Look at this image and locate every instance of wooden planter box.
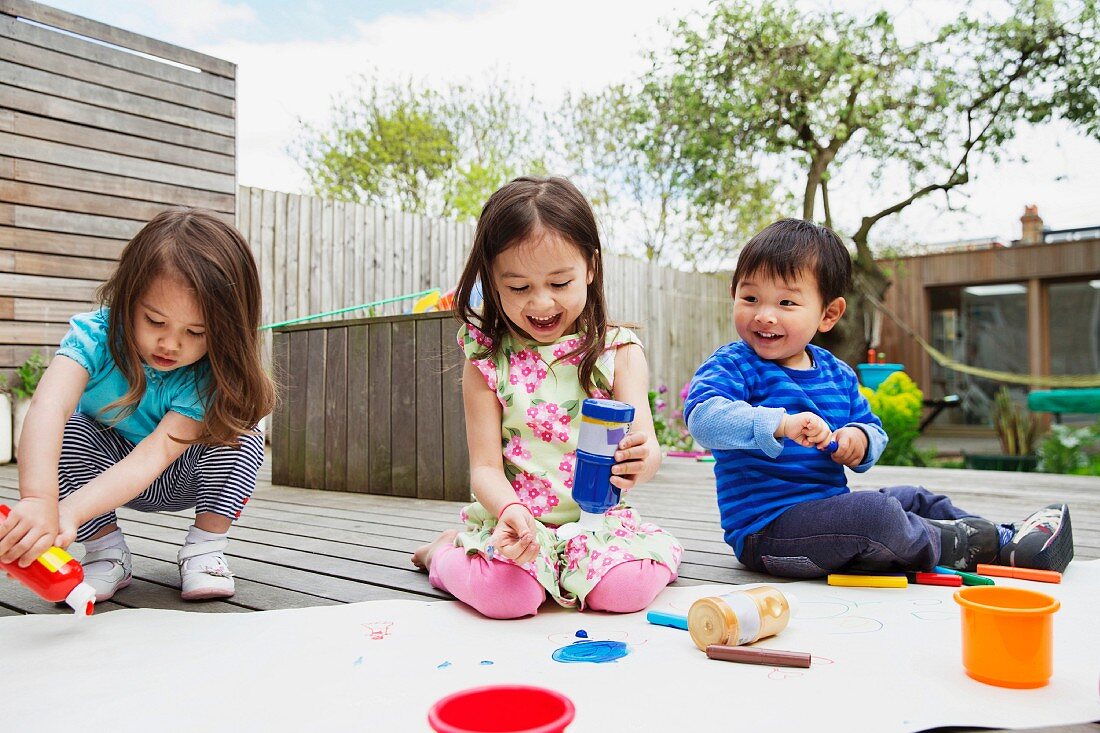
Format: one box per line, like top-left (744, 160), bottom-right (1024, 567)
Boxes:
top-left (271, 311), bottom-right (470, 500)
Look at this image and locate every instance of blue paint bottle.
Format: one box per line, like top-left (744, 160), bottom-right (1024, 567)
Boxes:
top-left (557, 398), bottom-right (635, 541)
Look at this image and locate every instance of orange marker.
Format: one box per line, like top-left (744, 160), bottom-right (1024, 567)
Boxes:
top-left (976, 564), bottom-right (1061, 584)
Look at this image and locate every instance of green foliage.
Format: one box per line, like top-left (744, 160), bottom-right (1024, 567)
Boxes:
top-left (859, 371), bottom-right (922, 466)
top-left (13, 351), bottom-right (46, 400)
top-left (1038, 422), bottom-right (1100, 474)
top-left (562, 82), bottom-right (785, 267)
top-left (293, 76), bottom-right (547, 220)
top-left (991, 387), bottom-right (1039, 456)
top-left (648, 386), bottom-right (694, 452)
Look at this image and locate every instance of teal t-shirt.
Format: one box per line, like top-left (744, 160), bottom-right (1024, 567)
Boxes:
top-left (56, 309), bottom-right (210, 444)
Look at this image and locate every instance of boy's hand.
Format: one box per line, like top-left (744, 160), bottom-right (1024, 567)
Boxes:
top-left (777, 412), bottom-right (832, 448)
top-left (490, 504), bottom-right (540, 565)
top-left (0, 497), bottom-right (60, 567)
top-left (611, 432), bottom-right (655, 490)
top-left (829, 427), bottom-right (869, 468)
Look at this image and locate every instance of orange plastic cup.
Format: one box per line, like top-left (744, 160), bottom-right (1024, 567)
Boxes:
top-left (953, 586), bottom-right (1060, 688)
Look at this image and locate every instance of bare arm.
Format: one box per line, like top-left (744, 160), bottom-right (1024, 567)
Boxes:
top-left (0, 357), bottom-right (87, 565)
top-left (462, 360), bottom-right (538, 563)
top-left (610, 343), bottom-right (662, 489)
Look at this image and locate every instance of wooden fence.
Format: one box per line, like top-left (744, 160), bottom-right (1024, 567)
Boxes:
top-left (0, 0), bottom-right (236, 381)
top-left (271, 311), bottom-right (469, 498)
top-left (239, 186), bottom-right (734, 404)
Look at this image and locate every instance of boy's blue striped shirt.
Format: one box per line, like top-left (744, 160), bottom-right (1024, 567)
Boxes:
top-left (684, 341), bottom-right (887, 557)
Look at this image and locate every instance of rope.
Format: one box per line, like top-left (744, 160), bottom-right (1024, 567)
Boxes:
top-left (860, 286), bottom-right (1100, 388)
top-left (259, 289), bottom-right (437, 330)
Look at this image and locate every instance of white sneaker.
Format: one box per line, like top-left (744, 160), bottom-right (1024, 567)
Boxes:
top-left (81, 546), bottom-right (133, 602)
top-left (178, 538), bottom-right (235, 601)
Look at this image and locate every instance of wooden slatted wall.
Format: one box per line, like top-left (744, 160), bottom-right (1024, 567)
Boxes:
top-left (0, 0), bottom-right (236, 381)
top-left (240, 186), bottom-right (734, 405)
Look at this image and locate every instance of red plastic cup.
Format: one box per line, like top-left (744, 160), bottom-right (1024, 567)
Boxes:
top-left (428, 685), bottom-right (575, 733)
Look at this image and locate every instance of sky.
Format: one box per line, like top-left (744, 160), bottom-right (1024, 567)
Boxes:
top-left (44, 0), bottom-right (1100, 250)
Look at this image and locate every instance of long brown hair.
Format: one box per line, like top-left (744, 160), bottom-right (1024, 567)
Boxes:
top-left (454, 176), bottom-right (609, 393)
top-left (99, 208), bottom-right (276, 446)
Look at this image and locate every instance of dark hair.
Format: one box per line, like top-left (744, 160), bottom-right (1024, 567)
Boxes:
top-left (454, 176), bottom-right (609, 394)
top-left (732, 218), bottom-right (852, 304)
top-left (98, 208), bottom-right (276, 446)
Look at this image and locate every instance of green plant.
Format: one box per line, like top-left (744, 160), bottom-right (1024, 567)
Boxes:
top-left (12, 351), bottom-right (46, 400)
top-left (649, 384), bottom-right (694, 452)
top-left (1038, 422), bottom-right (1099, 474)
top-left (991, 387), bottom-right (1039, 456)
top-left (859, 371), bottom-right (922, 466)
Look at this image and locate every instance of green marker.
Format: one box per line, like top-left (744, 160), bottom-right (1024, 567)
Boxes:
top-left (933, 566), bottom-right (995, 586)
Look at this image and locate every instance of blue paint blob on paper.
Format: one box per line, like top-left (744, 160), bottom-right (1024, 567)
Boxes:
top-left (575, 629), bottom-right (588, 638)
top-left (552, 640), bottom-right (629, 664)
top-left (479, 660), bottom-right (494, 666)
top-left (353, 656), bottom-right (363, 667)
top-left (437, 661), bottom-right (452, 669)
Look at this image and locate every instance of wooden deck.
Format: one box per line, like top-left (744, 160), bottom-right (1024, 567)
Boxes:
top-left (1, 456), bottom-right (1097, 616)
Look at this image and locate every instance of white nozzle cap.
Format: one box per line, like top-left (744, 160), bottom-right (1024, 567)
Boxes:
top-left (65, 582), bottom-right (97, 616)
top-left (782, 590), bottom-right (799, 619)
top-left (555, 511), bottom-right (606, 542)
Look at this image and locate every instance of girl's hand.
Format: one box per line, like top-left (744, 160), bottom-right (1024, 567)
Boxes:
top-left (490, 504), bottom-right (540, 565)
top-left (828, 427), bottom-right (868, 468)
top-left (0, 497), bottom-right (60, 568)
top-left (611, 431), bottom-right (656, 490)
top-left (777, 412), bottom-right (832, 448)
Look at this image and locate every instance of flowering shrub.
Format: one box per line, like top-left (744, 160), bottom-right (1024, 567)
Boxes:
top-left (648, 382), bottom-right (695, 451)
top-left (859, 371), bottom-right (922, 466)
top-left (1038, 422), bottom-right (1100, 475)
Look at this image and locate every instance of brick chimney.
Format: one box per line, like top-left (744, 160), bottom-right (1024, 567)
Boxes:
top-left (1020, 204), bottom-right (1044, 245)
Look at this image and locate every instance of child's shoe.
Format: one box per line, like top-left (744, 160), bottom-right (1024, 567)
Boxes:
top-left (178, 537), bottom-right (235, 601)
top-left (81, 545), bottom-right (133, 602)
top-left (928, 516), bottom-right (999, 571)
top-left (998, 503), bottom-right (1074, 573)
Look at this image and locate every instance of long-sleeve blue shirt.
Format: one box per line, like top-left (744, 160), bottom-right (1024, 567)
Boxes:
top-left (684, 340), bottom-right (887, 557)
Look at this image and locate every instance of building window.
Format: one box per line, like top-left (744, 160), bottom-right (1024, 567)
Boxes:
top-left (1048, 280), bottom-right (1100, 424)
top-left (929, 283), bottom-right (1028, 426)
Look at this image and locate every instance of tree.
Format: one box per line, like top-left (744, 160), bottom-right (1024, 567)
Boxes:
top-left (563, 80), bottom-right (786, 268)
top-left (655, 0), bottom-right (1099, 364)
top-left (294, 76), bottom-right (548, 220)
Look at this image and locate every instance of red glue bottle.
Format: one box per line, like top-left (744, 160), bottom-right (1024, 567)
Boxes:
top-left (0, 504), bottom-right (96, 615)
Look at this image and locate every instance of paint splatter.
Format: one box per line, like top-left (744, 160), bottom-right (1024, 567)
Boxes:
top-left (437, 661), bottom-right (452, 669)
top-left (479, 660), bottom-right (494, 666)
top-left (552, 640), bottom-right (629, 664)
top-left (353, 656), bottom-right (363, 667)
top-left (575, 629), bottom-right (588, 638)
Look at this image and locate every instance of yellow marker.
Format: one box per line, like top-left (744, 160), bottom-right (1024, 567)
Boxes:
top-left (827, 573), bottom-right (908, 588)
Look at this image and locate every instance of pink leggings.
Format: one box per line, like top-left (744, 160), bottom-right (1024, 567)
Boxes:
top-left (428, 544), bottom-right (674, 619)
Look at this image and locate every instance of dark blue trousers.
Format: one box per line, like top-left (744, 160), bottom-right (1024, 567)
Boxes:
top-left (738, 486), bottom-right (976, 577)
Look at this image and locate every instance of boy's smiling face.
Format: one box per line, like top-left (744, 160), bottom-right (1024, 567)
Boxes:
top-left (733, 268), bottom-right (844, 369)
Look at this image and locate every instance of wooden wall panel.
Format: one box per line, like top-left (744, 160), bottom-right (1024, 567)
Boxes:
top-left (0, 0), bottom-right (235, 379)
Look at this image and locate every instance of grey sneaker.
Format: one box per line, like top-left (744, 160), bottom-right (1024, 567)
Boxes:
top-left (81, 546), bottom-right (133, 602)
top-left (928, 517), bottom-right (999, 571)
top-left (998, 503), bottom-right (1074, 573)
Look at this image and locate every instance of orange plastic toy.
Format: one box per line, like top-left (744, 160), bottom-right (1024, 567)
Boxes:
top-left (953, 586), bottom-right (1059, 688)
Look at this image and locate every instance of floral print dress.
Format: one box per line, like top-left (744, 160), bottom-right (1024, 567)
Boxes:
top-left (455, 323), bottom-right (684, 608)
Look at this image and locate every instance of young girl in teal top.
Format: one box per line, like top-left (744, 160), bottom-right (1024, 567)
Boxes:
top-left (412, 176), bottom-right (683, 618)
top-left (0, 209), bottom-right (275, 602)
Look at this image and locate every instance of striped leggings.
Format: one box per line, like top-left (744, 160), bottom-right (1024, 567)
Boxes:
top-left (58, 412), bottom-right (266, 541)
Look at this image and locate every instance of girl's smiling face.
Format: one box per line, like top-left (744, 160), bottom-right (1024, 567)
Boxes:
top-left (132, 274), bottom-right (208, 371)
top-left (491, 230), bottom-right (593, 344)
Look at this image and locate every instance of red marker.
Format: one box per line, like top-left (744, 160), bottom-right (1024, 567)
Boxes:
top-left (0, 504), bottom-right (96, 615)
top-left (909, 572), bottom-right (962, 587)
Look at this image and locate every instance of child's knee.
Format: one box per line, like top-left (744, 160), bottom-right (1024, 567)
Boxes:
top-left (585, 560), bottom-right (673, 613)
top-left (472, 568), bottom-right (546, 619)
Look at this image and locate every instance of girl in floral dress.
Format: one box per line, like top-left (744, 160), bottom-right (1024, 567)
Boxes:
top-left (411, 177), bottom-right (683, 618)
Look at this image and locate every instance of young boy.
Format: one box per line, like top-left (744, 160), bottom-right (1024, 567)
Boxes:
top-left (684, 218), bottom-right (1073, 577)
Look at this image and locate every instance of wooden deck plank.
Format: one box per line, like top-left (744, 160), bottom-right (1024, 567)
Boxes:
top-left (1, 458), bottom-right (1097, 617)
